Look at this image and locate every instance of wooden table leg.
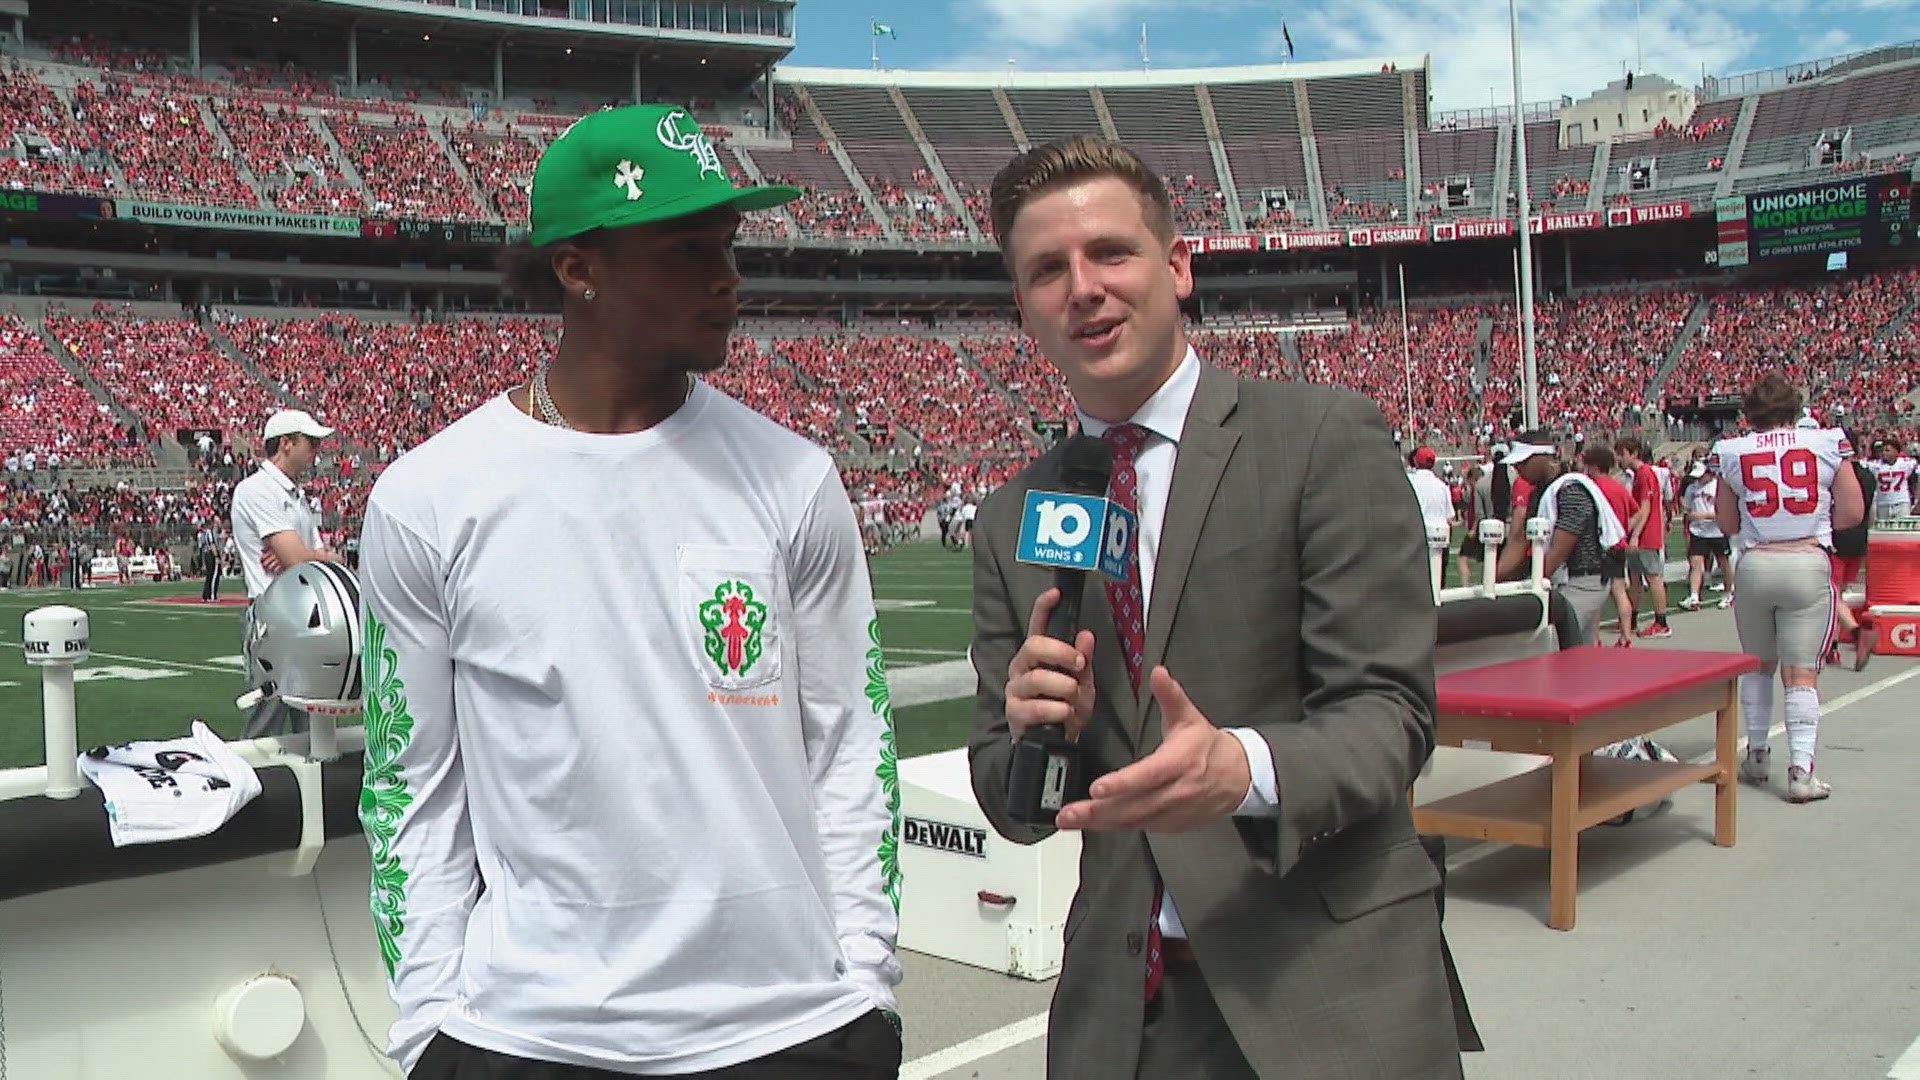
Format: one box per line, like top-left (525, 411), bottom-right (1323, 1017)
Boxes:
top-left (1714, 680), bottom-right (1738, 848)
top-left (1548, 750), bottom-right (1579, 931)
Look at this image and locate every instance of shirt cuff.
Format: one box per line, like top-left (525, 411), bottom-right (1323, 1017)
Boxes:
top-left (1226, 728), bottom-right (1280, 818)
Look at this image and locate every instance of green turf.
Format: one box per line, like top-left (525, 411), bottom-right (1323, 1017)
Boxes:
top-left (0, 527), bottom-right (1702, 771)
top-left (0, 541), bottom-right (980, 770)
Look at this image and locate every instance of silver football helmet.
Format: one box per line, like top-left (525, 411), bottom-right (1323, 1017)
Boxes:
top-left (241, 561), bottom-right (364, 716)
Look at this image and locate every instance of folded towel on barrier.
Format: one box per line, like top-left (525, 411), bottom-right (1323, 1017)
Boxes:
top-left (78, 720), bottom-right (263, 846)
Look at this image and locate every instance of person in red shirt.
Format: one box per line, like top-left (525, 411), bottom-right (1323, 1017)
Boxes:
top-left (1583, 445), bottom-right (1640, 647)
top-left (1615, 436), bottom-right (1672, 637)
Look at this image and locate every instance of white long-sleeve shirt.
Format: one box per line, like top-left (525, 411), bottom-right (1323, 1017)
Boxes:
top-left (358, 383), bottom-right (900, 1075)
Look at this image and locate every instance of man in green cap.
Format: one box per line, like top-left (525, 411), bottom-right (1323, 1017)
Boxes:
top-left (357, 104), bottom-right (904, 1079)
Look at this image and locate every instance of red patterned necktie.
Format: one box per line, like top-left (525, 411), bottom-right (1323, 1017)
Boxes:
top-left (1098, 423), bottom-right (1163, 1003)
top-left (1101, 423), bottom-right (1149, 691)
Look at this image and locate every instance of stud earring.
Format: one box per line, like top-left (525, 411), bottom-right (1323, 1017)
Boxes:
top-left (583, 288), bottom-right (597, 301)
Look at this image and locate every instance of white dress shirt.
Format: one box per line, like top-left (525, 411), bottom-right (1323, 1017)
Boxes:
top-left (1074, 347), bottom-right (1280, 940)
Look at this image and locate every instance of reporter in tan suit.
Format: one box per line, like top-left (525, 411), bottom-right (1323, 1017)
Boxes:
top-left (968, 136), bottom-right (1462, 1080)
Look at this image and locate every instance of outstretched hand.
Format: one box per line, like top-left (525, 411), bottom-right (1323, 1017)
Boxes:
top-left (1053, 666), bottom-right (1251, 833)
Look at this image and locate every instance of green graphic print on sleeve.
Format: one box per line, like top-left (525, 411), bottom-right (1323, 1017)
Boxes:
top-left (864, 617), bottom-right (902, 914)
top-left (360, 610), bottom-right (416, 980)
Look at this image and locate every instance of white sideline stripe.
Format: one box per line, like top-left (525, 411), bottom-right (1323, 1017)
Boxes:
top-left (0, 639), bottom-right (239, 676)
top-left (1443, 663), bottom-right (1920, 874)
top-left (901, 1012), bottom-right (1048, 1080)
top-left (1888, 1031), bottom-right (1920, 1079)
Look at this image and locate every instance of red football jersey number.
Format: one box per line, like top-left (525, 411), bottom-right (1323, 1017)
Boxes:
top-left (1739, 448), bottom-right (1819, 517)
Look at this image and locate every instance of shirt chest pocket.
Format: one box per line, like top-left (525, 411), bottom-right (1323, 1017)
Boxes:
top-left (676, 544), bottom-right (786, 691)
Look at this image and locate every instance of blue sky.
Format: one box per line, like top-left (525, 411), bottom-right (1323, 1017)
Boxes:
top-left (784, 0), bottom-right (1919, 112)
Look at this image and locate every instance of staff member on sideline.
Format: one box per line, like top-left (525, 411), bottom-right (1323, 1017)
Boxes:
top-left (1713, 374), bottom-right (1865, 803)
top-left (231, 407), bottom-right (342, 737)
top-left (357, 104), bottom-right (902, 1080)
top-left (968, 134), bottom-right (1462, 1080)
top-left (1495, 434), bottom-right (1625, 645)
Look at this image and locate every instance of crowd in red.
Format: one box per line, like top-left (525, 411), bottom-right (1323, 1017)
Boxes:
top-left (1481, 290), bottom-right (1695, 434)
top-left (328, 115), bottom-right (483, 221)
top-left (702, 337), bottom-right (852, 450)
top-left (773, 334), bottom-right (1037, 459)
top-left (67, 81), bottom-right (255, 207)
top-left (450, 124), bottom-right (540, 225)
top-left (1326, 183), bottom-right (1402, 223)
top-left (218, 313), bottom-right (553, 460)
top-left (6, 270), bottom-right (1918, 545)
top-left (48, 309), bottom-right (283, 445)
top-left (0, 314), bottom-right (144, 466)
top-left (764, 172), bottom-right (884, 239)
top-left (213, 97), bottom-right (367, 215)
top-left (1670, 269), bottom-right (1920, 424)
top-left (1297, 307), bottom-right (1485, 441)
top-left (0, 62), bottom-right (116, 195)
top-left (867, 169), bottom-right (968, 242)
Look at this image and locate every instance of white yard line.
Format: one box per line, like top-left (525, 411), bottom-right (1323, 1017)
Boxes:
top-left (0, 639), bottom-right (240, 676)
top-left (901, 1012), bottom-right (1048, 1080)
top-left (1888, 1031), bottom-right (1920, 1079)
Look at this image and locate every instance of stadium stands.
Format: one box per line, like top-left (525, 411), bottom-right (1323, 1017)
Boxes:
top-left (3, 31), bottom-right (1919, 551)
top-left (47, 311), bottom-right (283, 446)
top-left (0, 313), bottom-right (144, 466)
top-left (2, 37), bottom-right (1914, 239)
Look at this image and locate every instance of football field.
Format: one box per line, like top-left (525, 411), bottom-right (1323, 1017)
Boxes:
top-left (0, 528), bottom-right (1698, 771)
top-left (0, 541), bottom-right (982, 770)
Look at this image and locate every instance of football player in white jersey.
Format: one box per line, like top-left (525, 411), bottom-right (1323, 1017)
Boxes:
top-left (1865, 439), bottom-right (1917, 519)
top-left (1712, 375), bottom-right (1867, 803)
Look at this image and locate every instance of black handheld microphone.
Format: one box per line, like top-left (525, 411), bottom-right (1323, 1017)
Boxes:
top-left (1006, 435), bottom-right (1114, 826)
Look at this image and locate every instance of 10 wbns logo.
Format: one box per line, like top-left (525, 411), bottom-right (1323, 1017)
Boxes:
top-left (1015, 490), bottom-right (1136, 581)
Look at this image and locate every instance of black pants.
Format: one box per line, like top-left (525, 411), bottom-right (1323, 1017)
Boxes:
top-left (202, 551), bottom-right (221, 601)
top-left (410, 1010), bottom-right (901, 1080)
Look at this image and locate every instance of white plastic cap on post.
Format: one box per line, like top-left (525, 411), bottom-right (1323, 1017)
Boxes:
top-left (1478, 518), bottom-right (1507, 545)
top-left (1524, 518), bottom-right (1554, 543)
top-left (23, 606), bottom-right (90, 667)
top-left (1426, 522), bottom-right (1451, 549)
top-left (213, 974), bottom-right (307, 1060)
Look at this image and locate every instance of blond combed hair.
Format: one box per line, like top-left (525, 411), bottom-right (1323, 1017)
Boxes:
top-left (988, 135), bottom-right (1176, 264)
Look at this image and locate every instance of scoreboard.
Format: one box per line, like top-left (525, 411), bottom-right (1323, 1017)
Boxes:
top-left (1716, 172), bottom-right (1914, 267)
top-left (360, 219), bottom-right (511, 245)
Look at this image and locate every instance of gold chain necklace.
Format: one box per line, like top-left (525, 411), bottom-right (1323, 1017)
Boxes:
top-left (525, 367), bottom-right (695, 431)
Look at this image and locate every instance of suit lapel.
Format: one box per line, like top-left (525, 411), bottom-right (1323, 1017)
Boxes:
top-left (1132, 366), bottom-right (1241, 749)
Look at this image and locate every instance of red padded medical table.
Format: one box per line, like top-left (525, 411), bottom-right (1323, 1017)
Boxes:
top-left (1414, 647), bottom-right (1761, 930)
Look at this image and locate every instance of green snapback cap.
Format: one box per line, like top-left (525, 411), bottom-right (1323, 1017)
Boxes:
top-left (529, 104), bottom-right (801, 247)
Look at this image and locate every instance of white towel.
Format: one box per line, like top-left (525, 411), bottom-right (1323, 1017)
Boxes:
top-left (1540, 472), bottom-right (1627, 552)
top-left (78, 721), bottom-right (263, 847)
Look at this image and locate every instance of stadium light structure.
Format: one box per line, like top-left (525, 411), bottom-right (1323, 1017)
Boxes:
top-left (1509, 0), bottom-right (1541, 430)
top-left (1399, 262), bottom-right (1415, 444)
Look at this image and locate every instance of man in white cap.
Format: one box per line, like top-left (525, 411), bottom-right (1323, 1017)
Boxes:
top-left (230, 408), bottom-right (343, 737)
top-left (1494, 432), bottom-right (1625, 645)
